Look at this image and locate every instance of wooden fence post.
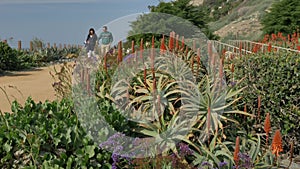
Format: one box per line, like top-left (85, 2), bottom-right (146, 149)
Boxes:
top-left (18, 40), bottom-right (22, 50)
top-left (30, 41), bottom-right (33, 51)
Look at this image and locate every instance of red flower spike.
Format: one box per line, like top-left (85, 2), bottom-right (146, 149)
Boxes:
top-left (268, 43), bottom-right (272, 52)
top-left (140, 38), bottom-right (143, 60)
top-left (181, 36), bottom-right (185, 50)
top-left (160, 35), bottom-right (166, 54)
top-left (131, 40), bottom-right (135, 54)
top-left (264, 112), bottom-right (271, 146)
top-left (231, 63), bottom-right (235, 73)
top-left (175, 34), bottom-right (179, 50)
top-left (234, 136), bottom-right (240, 166)
top-left (118, 41), bottom-right (122, 63)
top-left (168, 31), bottom-right (174, 51)
top-left (152, 35), bottom-right (155, 48)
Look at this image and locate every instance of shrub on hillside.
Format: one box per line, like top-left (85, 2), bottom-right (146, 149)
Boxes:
top-left (261, 0), bottom-right (300, 35)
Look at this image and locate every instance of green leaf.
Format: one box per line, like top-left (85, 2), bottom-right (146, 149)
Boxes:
top-left (138, 129), bottom-right (158, 137)
top-left (4, 141), bottom-right (12, 152)
top-left (85, 145), bottom-right (95, 158)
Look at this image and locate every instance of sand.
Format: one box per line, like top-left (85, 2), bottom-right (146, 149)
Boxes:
top-left (0, 64), bottom-right (61, 113)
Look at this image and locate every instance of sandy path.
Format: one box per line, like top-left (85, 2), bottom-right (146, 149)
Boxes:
top-left (0, 64), bottom-right (62, 113)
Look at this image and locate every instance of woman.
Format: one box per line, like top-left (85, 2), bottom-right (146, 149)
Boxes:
top-left (85, 28), bottom-right (97, 58)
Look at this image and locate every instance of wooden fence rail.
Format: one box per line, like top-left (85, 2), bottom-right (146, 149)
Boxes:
top-left (210, 40), bottom-right (300, 59)
top-left (210, 40), bottom-right (252, 58)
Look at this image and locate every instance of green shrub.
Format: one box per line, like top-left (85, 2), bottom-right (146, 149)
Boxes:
top-left (0, 42), bottom-right (19, 71)
top-left (228, 52), bottom-right (300, 154)
top-left (0, 40), bottom-right (80, 72)
top-left (0, 97), bottom-right (112, 168)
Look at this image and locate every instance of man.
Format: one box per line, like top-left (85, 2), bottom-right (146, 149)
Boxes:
top-left (98, 26), bottom-right (113, 56)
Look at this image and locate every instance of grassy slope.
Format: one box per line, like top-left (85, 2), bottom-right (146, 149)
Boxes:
top-left (208, 0), bottom-right (279, 41)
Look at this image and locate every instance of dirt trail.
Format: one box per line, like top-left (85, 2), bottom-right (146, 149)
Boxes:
top-left (0, 64), bottom-right (62, 113)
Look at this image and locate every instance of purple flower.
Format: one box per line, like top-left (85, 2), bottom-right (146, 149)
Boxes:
top-left (169, 153), bottom-right (178, 167)
top-left (230, 81), bottom-right (237, 87)
top-left (111, 153), bottom-right (119, 169)
top-left (201, 161), bottom-right (212, 167)
top-left (114, 145), bottom-right (123, 153)
top-left (178, 142), bottom-right (193, 157)
top-left (112, 164), bottom-right (117, 169)
top-left (99, 132), bottom-right (125, 150)
top-left (238, 152), bottom-right (253, 168)
top-left (112, 153), bottom-right (119, 162)
top-left (218, 161), bottom-right (228, 168)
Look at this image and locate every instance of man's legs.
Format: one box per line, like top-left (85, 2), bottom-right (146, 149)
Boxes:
top-left (101, 44), bottom-right (110, 57)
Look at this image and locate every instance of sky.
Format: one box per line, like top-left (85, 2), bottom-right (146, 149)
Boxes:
top-left (0, 0), bottom-right (171, 48)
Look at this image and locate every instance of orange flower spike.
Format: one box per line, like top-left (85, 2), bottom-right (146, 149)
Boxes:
top-left (175, 34), bottom-right (179, 50)
top-left (140, 38), bottom-right (143, 59)
top-left (118, 41), bottom-right (122, 63)
top-left (152, 35), bottom-right (155, 48)
top-left (264, 112), bottom-right (271, 146)
top-left (181, 36), bottom-right (185, 50)
top-left (197, 48), bottom-right (200, 60)
top-left (272, 130), bottom-right (283, 157)
top-left (271, 33), bottom-right (277, 41)
top-left (160, 35), bottom-right (166, 54)
top-left (151, 36), bottom-right (155, 70)
top-left (268, 43), bottom-right (272, 52)
top-left (231, 63), bottom-right (235, 73)
top-left (233, 136), bottom-right (240, 166)
top-left (264, 113), bottom-right (271, 134)
top-left (168, 31), bottom-right (174, 51)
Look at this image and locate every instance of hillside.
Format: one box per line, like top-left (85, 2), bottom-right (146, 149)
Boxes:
top-left (192, 0), bottom-right (280, 41)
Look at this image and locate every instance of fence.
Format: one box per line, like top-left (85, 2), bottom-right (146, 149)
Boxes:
top-left (211, 40), bottom-right (252, 57)
top-left (228, 40), bottom-right (300, 54)
top-left (210, 40), bottom-right (300, 59)
top-left (1, 39), bottom-right (82, 51)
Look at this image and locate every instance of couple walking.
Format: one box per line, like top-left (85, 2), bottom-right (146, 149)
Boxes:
top-left (85, 26), bottom-right (113, 58)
